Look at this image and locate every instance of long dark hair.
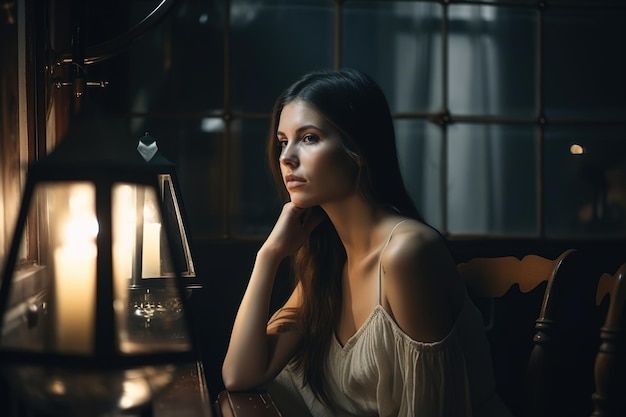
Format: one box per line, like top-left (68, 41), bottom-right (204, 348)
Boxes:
top-left (266, 68), bottom-right (424, 406)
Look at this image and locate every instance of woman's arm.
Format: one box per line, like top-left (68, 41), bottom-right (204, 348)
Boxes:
top-left (221, 250), bottom-right (303, 391)
top-left (221, 203), bottom-right (323, 390)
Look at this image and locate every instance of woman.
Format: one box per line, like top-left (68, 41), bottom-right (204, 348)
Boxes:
top-left (222, 68), bottom-right (511, 417)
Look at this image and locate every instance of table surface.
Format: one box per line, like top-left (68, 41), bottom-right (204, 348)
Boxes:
top-left (151, 360), bottom-right (214, 417)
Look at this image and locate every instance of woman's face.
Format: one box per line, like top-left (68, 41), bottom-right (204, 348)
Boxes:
top-left (277, 99), bottom-right (358, 208)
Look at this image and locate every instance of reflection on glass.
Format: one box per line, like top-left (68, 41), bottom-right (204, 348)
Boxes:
top-left (5, 365), bottom-right (176, 416)
top-left (545, 126), bottom-right (626, 238)
top-left (570, 144), bottom-right (584, 155)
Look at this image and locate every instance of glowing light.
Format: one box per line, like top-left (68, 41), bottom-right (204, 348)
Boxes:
top-left (48, 379), bottom-right (66, 395)
top-left (570, 144), bottom-right (584, 155)
top-left (54, 184), bottom-right (97, 354)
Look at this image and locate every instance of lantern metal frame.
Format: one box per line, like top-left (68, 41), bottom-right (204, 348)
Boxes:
top-left (0, 149), bottom-right (199, 371)
top-left (130, 132), bottom-right (198, 290)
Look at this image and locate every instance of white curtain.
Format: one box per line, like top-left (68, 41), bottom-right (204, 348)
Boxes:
top-left (392, 4), bottom-right (507, 234)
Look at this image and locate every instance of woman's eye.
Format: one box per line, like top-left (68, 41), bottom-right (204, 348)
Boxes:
top-left (302, 134), bottom-right (319, 143)
top-left (277, 139), bottom-right (288, 148)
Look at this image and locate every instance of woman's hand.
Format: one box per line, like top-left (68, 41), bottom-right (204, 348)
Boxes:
top-left (261, 202), bottom-right (325, 259)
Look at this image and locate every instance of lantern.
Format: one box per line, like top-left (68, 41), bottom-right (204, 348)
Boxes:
top-left (0, 111), bottom-right (198, 417)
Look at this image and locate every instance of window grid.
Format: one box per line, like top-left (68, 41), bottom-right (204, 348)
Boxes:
top-left (216, 0), bottom-right (626, 240)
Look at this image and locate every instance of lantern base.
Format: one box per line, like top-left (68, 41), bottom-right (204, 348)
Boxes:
top-left (3, 364), bottom-right (177, 417)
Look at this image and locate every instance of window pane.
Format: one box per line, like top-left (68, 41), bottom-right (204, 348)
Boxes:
top-left (454, 0), bottom-right (536, 3)
top-left (229, 118), bottom-right (280, 236)
top-left (447, 124), bottom-right (538, 235)
top-left (394, 119), bottom-right (443, 229)
top-left (549, 0), bottom-right (623, 3)
top-left (130, 117), bottom-right (224, 238)
top-left (448, 5), bottom-right (537, 118)
top-left (544, 126), bottom-right (626, 238)
top-left (230, 0), bottom-right (334, 113)
top-left (343, 1), bottom-right (443, 113)
top-left (0, 9), bottom-right (19, 261)
top-left (544, 9), bottom-right (626, 120)
top-left (124, 2), bottom-right (225, 113)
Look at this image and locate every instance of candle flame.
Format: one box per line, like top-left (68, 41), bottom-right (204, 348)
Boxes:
top-left (62, 184), bottom-right (99, 245)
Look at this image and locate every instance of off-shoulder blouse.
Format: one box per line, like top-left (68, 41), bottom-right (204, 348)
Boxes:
top-left (265, 222), bottom-right (512, 417)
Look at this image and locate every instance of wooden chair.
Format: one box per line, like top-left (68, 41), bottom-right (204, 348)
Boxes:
top-left (458, 248), bottom-right (597, 417)
top-left (591, 262), bottom-right (626, 417)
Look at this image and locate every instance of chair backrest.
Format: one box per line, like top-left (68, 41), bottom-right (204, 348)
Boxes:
top-left (591, 262), bottom-right (626, 417)
top-left (459, 251), bottom-right (567, 298)
top-left (458, 249), bottom-right (595, 417)
top-left (527, 249), bottom-right (600, 417)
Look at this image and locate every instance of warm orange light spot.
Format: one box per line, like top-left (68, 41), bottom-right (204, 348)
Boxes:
top-left (570, 144), bottom-right (584, 155)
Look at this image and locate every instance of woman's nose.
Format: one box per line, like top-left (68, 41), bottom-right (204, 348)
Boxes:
top-left (279, 143), bottom-right (298, 167)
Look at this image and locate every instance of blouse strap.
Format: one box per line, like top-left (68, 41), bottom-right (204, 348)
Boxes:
top-left (378, 220), bottom-right (412, 305)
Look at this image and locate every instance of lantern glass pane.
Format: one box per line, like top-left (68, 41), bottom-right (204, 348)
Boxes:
top-left (112, 183), bottom-right (191, 354)
top-left (0, 182), bottom-right (97, 355)
top-left (159, 174), bottom-right (195, 278)
top-left (111, 183), bottom-right (165, 281)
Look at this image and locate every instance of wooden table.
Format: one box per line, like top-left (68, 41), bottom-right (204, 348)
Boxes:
top-left (151, 360), bottom-right (214, 417)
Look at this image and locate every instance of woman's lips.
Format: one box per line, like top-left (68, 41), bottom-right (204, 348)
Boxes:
top-left (285, 174), bottom-right (306, 189)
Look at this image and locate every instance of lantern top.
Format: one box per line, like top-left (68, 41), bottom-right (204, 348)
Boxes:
top-left (32, 106), bottom-right (175, 183)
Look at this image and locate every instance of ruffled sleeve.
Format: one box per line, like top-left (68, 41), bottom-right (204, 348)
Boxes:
top-left (371, 308), bottom-right (473, 417)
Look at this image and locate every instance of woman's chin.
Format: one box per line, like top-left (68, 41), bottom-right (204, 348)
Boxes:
top-left (289, 197), bottom-right (315, 209)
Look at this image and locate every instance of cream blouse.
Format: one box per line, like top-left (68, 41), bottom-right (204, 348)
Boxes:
top-left (265, 222), bottom-right (512, 417)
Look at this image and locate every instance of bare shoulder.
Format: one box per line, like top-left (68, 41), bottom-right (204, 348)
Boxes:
top-left (380, 220), bottom-right (463, 342)
top-left (381, 221), bottom-right (454, 273)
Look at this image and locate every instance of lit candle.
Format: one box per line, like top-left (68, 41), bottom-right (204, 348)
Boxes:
top-left (112, 184), bottom-right (135, 285)
top-left (53, 184), bottom-right (97, 354)
top-left (141, 188), bottom-right (162, 278)
top-left (142, 222), bottom-right (161, 277)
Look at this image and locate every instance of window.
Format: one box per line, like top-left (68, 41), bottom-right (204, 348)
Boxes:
top-left (76, 0), bottom-right (626, 239)
top-left (0, 0), bottom-right (37, 264)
